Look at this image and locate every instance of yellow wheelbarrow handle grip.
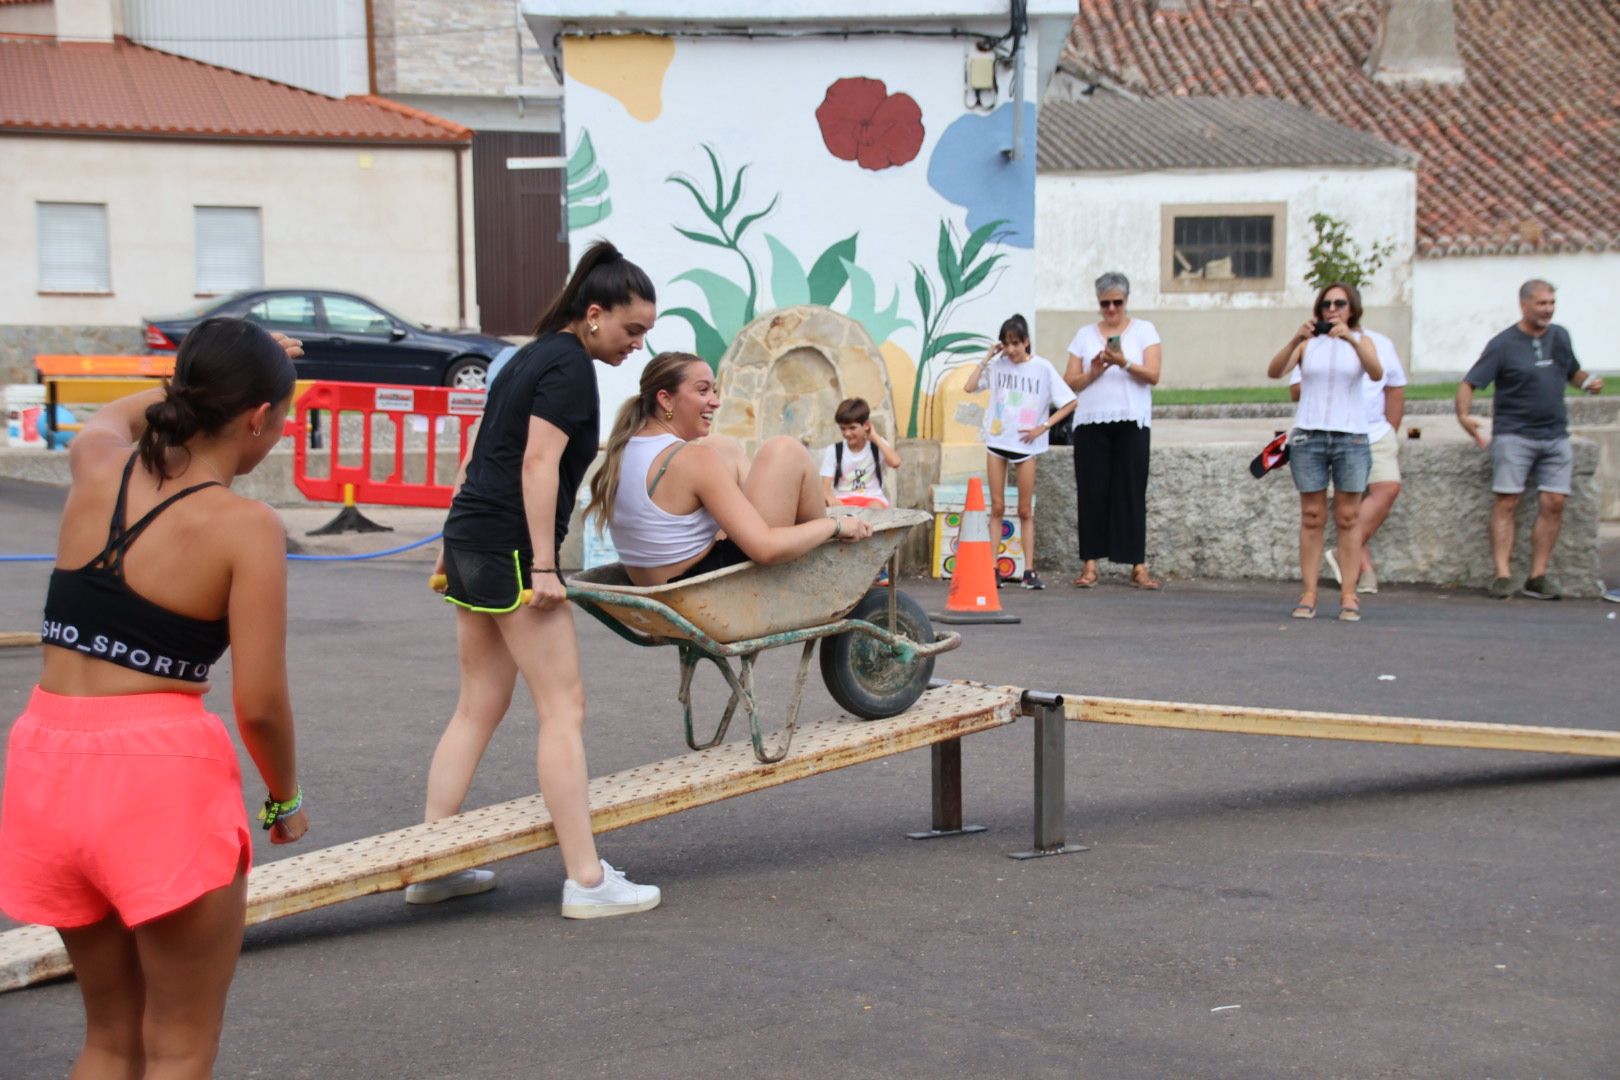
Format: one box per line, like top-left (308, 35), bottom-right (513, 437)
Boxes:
top-left (429, 572), bottom-right (534, 607)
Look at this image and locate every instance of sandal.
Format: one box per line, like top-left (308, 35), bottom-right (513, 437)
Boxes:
top-left (1338, 599), bottom-right (1362, 623)
top-left (1291, 595), bottom-right (1317, 619)
top-left (1129, 566), bottom-right (1161, 590)
top-left (1072, 568), bottom-right (1099, 589)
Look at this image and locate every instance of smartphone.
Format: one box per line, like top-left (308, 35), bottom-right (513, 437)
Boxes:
top-left (1313, 320), bottom-right (1333, 336)
top-left (1106, 334), bottom-right (1121, 350)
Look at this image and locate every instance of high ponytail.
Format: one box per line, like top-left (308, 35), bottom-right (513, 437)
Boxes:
top-left (137, 317), bottom-right (295, 483)
top-left (585, 352), bottom-right (706, 527)
top-left (534, 239), bottom-right (656, 337)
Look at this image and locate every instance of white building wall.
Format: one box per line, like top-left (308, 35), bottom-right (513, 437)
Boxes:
top-left (1, 136), bottom-right (465, 330)
top-left (1412, 252), bottom-right (1619, 374)
top-left (123, 0), bottom-right (369, 98)
top-left (1035, 166), bottom-right (1416, 386)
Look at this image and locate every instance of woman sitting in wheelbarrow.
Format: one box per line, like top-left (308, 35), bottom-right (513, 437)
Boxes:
top-left (587, 352), bottom-right (874, 585)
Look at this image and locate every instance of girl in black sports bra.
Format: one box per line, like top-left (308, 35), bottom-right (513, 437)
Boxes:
top-left (0, 318), bottom-right (308, 1077)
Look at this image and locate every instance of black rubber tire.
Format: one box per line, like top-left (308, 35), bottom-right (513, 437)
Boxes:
top-left (444, 356), bottom-right (489, 390)
top-left (819, 588), bottom-right (937, 720)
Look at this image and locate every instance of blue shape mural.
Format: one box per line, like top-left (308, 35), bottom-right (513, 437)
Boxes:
top-left (925, 102), bottom-right (1037, 249)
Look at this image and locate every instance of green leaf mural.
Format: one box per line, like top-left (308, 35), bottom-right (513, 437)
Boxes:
top-left (671, 269), bottom-right (749, 345)
top-left (906, 218), bottom-right (1009, 437)
top-left (840, 258), bottom-right (913, 345)
top-left (806, 234), bottom-right (857, 305)
top-left (766, 235), bottom-right (811, 309)
top-left (566, 130), bottom-right (612, 231)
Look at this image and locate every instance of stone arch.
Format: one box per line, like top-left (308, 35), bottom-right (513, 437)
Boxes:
top-left (711, 305), bottom-right (897, 454)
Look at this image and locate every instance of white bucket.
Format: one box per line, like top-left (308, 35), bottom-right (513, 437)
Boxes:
top-left (4, 385), bottom-right (47, 449)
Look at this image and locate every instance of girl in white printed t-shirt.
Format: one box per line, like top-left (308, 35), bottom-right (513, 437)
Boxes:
top-left (963, 314), bottom-right (1078, 590)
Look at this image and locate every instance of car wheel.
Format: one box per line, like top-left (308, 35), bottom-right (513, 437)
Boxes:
top-left (444, 356), bottom-right (489, 390)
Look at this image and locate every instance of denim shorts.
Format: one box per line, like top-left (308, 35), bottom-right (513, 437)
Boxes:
top-left (1288, 429), bottom-right (1371, 494)
top-left (1490, 434), bottom-right (1573, 495)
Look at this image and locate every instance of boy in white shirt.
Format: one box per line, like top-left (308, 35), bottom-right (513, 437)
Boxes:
top-left (821, 397), bottom-right (902, 509)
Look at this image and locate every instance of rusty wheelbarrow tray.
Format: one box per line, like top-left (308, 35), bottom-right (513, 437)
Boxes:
top-left (568, 508), bottom-right (960, 763)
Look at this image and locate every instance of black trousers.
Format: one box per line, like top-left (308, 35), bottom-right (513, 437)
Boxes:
top-left (1072, 421), bottom-right (1151, 565)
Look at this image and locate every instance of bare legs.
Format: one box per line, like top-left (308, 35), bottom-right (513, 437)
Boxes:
top-left (1357, 480), bottom-right (1401, 582)
top-left (1297, 489), bottom-right (1363, 609)
top-left (1527, 491), bottom-right (1565, 578)
top-left (741, 435), bottom-right (826, 526)
top-left (59, 870), bottom-right (248, 1080)
top-left (423, 603), bottom-right (601, 887)
top-left (986, 453), bottom-right (1009, 578)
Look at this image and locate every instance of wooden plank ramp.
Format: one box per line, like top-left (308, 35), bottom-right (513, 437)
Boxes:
top-left (1069, 697), bottom-right (1620, 758)
top-left (0, 633), bottom-right (41, 649)
top-left (0, 683), bottom-right (1018, 992)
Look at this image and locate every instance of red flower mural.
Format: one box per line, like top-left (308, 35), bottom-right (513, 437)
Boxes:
top-left (815, 77), bottom-right (924, 171)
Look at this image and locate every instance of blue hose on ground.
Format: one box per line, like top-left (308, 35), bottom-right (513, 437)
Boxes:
top-left (1, 533), bottom-right (444, 564)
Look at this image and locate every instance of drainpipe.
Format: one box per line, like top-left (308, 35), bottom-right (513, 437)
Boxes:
top-left (454, 146), bottom-right (468, 328)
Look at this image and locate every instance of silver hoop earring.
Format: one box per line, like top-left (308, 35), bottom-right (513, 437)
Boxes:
top-left (251, 427), bottom-right (262, 438)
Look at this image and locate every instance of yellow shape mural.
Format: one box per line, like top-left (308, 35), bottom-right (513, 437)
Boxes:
top-left (563, 35), bottom-right (676, 123)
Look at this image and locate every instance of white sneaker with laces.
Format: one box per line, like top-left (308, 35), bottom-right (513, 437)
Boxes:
top-left (561, 859), bottom-right (661, 919)
top-left (404, 868), bottom-right (496, 905)
top-left (1323, 550), bottom-right (1341, 586)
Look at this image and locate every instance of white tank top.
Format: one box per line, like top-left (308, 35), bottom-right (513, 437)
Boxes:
top-left (608, 434), bottom-right (721, 568)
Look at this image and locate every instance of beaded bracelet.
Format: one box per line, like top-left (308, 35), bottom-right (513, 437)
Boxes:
top-left (258, 786), bottom-right (304, 830)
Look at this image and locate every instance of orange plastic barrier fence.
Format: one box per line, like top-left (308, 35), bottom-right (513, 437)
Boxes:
top-left (293, 382), bottom-right (484, 509)
top-left (34, 355), bottom-right (177, 378)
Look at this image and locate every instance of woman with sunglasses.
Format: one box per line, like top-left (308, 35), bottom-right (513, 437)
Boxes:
top-left (1267, 282), bottom-right (1384, 621)
top-left (1063, 272), bottom-right (1163, 590)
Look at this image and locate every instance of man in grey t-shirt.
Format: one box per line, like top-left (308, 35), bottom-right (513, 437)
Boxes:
top-left (1456, 279), bottom-right (1604, 600)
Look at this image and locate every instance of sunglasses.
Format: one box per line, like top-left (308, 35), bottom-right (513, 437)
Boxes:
top-left (1099, 299), bottom-right (1125, 309)
top-left (1323, 298), bottom-right (1350, 310)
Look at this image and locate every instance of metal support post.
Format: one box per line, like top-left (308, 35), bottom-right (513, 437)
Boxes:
top-left (909, 679), bottom-right (987, 840)
top-left (1009, 690), bottom-right (1087, 859)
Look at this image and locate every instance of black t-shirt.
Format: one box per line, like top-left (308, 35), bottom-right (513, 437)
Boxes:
top-left (443, 332), bottom-right (598, 554)
top-left (1464, 324), bottom-right (1578, 440)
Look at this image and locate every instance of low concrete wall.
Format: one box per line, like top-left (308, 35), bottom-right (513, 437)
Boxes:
top-left (1033, 438), bottom-right (1603, 596)
top-left (2, 435), bottom-right (1601, 592)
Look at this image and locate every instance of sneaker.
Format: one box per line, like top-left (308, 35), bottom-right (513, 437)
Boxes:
top-left (560, 859), bottom-right (661, 920)
top-left (1323, 549), bottom-right (1342, 586)
top-left (1603, 587), bottom-right (1620, 603)
top-left (1520, 575), bottom-right (1562, 600)
top-left (1357, 566), bottom-right (1378, 595)
top-left (1488, 576), bottom-right (1514, 600)
top-left (1020, 570), bottom-right (1045, 590)
top-left (404, 868), bottom-right (496, 905)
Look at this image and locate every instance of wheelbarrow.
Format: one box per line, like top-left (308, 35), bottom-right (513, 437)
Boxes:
top-left (566, 508), bottom-right (960, 763)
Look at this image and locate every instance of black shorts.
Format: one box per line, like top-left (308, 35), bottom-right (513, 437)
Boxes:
top-left (441, 542), bottom-right (561, 612)
top-left (670, 538), bottom-right (750, 583)
top-left (988, 446), bottom-right (1031, 464)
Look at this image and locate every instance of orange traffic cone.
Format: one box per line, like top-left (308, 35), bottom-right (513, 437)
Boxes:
top-left (931, 476), bottom-right (1020, 625)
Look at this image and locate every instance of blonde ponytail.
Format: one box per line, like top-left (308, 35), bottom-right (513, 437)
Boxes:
top-left (586, 351), bottom-right (707, 527)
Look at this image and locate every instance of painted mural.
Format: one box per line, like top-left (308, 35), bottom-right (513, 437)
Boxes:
top-left (560, 34), bottom-right (1039, 439)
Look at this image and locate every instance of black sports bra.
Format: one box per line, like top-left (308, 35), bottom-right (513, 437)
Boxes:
top-left (40, 454), bottom-right (231, 683)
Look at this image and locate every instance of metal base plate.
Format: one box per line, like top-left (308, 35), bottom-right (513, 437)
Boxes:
top-left (1007, 843), bottom-right (1089, 860)
top-left (929, 611), bottom-right (1022, 625)
top-left (906, 824), bottom-right (989, 840)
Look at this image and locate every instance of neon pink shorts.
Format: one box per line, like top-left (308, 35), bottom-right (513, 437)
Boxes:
top-left (0, 687), bottom-right (251, 929)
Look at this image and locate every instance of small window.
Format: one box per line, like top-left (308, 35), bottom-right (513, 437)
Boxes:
top-left (322, 295), bottom-right (394, 335)
top-left (246, 294), bottom-right (318, 329)
top-left (195, 207), bottom-right (262, 295)
top-left (1161, 203), bottom-right (1286, 292)
top-left (37, 202), bottom-right (110, 293)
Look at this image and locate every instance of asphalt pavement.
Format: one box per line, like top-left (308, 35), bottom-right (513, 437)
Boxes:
top-left (0, 481), bottom-right (1616, 1079)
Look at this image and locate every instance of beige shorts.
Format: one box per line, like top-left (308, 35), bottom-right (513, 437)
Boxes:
top-left (1367, 429), bottom-right (1401, 486)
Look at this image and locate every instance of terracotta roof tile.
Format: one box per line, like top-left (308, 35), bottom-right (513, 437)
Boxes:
top-left (1061, 1), bottom-right (1620, 257)
top-left (0, 36), bottom-right (470, 144)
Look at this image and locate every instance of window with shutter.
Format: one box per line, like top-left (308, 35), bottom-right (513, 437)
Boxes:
top-left (37, 203), bottom-right (111, 293)
top-left (195, 207), bottom-right (263, 295)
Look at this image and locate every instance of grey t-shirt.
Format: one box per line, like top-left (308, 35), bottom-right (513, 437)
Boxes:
top-left (1464, 324), bottom-right (1578, 439)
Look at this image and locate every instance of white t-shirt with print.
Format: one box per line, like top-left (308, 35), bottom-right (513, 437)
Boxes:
top-left (1066, 319), bottom-right (1160, 429)
top-left (1290, 329), bottom-right (1407, 440)
top-left (977, 354), bottom-right (1077, 455)
top-left (819, 440), bottom-right (888, 504)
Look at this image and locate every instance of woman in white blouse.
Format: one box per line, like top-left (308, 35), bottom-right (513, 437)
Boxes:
top-left (1063, 272), bottom-right (1163, 589)
top-left (1266, 281), bottom-right (1383, 622)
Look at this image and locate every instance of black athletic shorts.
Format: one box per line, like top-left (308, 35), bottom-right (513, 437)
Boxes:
top-left (442, 541), bottom-right (562, 612)
top-left (988, 446), bottom-right (1031, 464)
top-left (670, 538), bottom-right (750, 583)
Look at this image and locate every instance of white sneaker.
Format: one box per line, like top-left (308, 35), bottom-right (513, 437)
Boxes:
top-left (1323, 550), bottom-right (1342, 586)
top-left (560, 859), bottom-right (661, 920)
top-left (1357, 566), bottom-right (1378, 594)
top-left (404, 868), bottom-right (496, 905)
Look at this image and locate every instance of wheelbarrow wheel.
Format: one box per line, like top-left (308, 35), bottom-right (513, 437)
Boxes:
top-left (819, 588), bottom-right (937, 720)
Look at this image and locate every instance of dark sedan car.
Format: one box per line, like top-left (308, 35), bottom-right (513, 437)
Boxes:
top-left (143, 289), bottom-right (515, 389)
